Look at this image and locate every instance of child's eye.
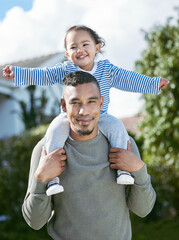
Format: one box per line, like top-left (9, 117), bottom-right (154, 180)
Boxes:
top-left (70, 46), bottom-right (76, 49)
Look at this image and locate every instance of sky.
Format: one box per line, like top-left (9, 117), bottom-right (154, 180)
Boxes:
top-left (0, 0), bottom-right (178, 118)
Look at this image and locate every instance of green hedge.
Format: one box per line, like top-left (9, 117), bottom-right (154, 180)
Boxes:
top-left (131, 215), bottom-right (179, 240)
top-left (0, 126), bottom-right (51, 240)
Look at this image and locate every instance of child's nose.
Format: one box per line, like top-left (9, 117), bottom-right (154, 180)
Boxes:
top-left (77, 47), bottom-right (83, 53)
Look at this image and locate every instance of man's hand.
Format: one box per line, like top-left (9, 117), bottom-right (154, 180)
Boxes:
top-left (3, 65), bottom-right (14, 79)
top-left (159, 78), bottom-right (169, 89)
top-left (109, 141), bottom-right (144, 173)
top-left (34, 147), bottom-right (67, 183)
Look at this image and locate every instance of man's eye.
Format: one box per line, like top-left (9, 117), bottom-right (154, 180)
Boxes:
top-left (83, 44), bottom-right (88, 47)
top-left (71, 102), bottom-right (79, 104)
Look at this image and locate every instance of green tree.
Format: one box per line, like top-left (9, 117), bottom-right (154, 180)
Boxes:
top-left (135, 9), bottom-right (179, 216)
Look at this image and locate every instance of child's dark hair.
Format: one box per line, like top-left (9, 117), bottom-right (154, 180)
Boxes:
top-left (64, 25), bottom-right (105, 53)
top-left (63, 71), bottom-right (101, 93)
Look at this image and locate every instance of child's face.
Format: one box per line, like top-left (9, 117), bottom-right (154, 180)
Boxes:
top-left (65, 30), bottom-right (101, 71)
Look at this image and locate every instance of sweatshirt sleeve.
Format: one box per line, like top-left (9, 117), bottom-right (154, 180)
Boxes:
top-left (108, 62), bottom-right (160, 94)
top-left (126, 137), bottom-right (156, 217)
top-left (13, 62), bottom-right (67, 86)
top-left (22, 139), bottom-right (53, 230)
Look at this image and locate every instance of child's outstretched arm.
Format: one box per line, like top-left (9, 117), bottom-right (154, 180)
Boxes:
top-left (3, 62), bottom-right (73, 86)
top-left (108, 62), bottom-right (170, 94)
top-left (3, 65), bottom-right (14, 79)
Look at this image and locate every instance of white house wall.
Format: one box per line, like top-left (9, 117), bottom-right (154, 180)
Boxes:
top-left (0, 83), bottom-right (63, 139)
top-left (0, 92), bottom-right (24, 138)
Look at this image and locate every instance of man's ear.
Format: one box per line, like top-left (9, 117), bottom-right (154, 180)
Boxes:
top-left (100, 96), bottom-right (104, 110)
top-left (61, 98), bottom-right (67, 112)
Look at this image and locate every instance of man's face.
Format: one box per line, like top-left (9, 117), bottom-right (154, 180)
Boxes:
top-left (61, 82), bottom-right (104, 141)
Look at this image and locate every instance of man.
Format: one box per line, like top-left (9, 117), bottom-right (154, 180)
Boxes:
top-left (22, 71), bottom-right (156, 240)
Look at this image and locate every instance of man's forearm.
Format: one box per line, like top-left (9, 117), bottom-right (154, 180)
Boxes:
top-left (127, 164), bottom-right (156, 217)
top-left (22, 139), bottom-right (52, 230)
top-left (22, 178), bottom-right (52, 230)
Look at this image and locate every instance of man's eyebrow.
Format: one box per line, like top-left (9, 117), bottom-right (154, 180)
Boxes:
top-left (69, 96), bottom-right (99, 102)
top-left (70, 97), bottom-right (80, 102)
top-left (88, 96), bottom-right (99, 100)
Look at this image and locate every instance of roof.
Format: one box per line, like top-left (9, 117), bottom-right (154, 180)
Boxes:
top-left (0, 52), bottom-right (64, 68)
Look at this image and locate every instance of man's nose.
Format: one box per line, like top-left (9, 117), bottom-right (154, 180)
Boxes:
top-left (79, 104), bottom-right (88, 115)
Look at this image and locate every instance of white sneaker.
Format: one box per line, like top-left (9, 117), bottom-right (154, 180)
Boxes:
top-left (117, 171), bottom-right (134, 185)
top-left (46, 177), bottom-right (64, 196)
top-left (46, 184), bottom-right (64, 196)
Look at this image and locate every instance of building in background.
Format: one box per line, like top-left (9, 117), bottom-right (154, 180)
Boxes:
top-left (0, 52), bottom-right (65, 139)
top-left (120, 115), bottom-right (143, 135)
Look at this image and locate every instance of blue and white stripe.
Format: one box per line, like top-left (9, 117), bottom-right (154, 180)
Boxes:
top-left (14, 59), bottom-right (160, 114)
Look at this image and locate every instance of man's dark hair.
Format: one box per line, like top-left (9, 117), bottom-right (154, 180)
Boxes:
top-left (62, 71), bottom-right (101, 92)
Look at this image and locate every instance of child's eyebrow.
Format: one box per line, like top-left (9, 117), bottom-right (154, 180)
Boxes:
top-left (81, 40), bottom-right (90, 43)
top-left (69, 40), bottom-right (90, 47)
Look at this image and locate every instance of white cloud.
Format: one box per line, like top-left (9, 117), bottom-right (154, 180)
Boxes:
top-left (0, 0), bottom-right (178, 117)
top-left (0, 0), bottom-right (86, 64)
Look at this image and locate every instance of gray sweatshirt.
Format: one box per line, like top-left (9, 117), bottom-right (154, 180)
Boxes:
top-left (22, 133), bottom-right (156, 240)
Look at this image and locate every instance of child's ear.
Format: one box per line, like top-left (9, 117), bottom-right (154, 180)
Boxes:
top-left (65, 51), bottom-right (70, 58)
top-left (96, 43), bottom-right (101, 54)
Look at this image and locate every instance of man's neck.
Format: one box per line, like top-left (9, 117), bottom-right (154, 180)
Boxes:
top-left (69, 129), bottom-right (99, 141)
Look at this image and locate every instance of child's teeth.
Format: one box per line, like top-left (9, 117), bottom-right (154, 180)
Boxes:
top-left (79, 55), bottom-right (86, 59)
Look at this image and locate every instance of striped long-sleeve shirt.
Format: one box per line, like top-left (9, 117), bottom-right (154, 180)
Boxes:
top-left (13, 59), bottom-right (160, 114)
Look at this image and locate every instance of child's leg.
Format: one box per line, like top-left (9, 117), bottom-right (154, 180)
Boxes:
top-left (98, 114), bottom-right (134, 185)
top-left (44, 113), bottom-right (69, 153)
top-left (44, 113), bottom-right (70, 196)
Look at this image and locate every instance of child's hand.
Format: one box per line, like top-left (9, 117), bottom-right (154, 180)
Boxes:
top-left (3, 65), bottom-right (14, 79)
top-left (159, 78), bottom-right (169, 89)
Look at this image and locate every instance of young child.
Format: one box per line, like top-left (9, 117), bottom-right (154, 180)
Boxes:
top-left (3, 25), bottom-right (169, 196)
